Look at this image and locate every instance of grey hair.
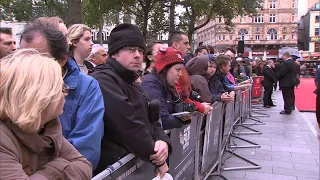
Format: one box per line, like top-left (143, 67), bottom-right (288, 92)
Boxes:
top-left (86, 44), bottom-right (104, 60)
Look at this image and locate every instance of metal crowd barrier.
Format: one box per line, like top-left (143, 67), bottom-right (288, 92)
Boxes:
top-left (93, 87), bottom-right (265, 180)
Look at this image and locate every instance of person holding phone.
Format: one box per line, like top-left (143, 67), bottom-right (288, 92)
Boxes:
top-left (142, 47), bottom-right (193, 130)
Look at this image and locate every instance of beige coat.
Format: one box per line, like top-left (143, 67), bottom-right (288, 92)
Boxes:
top-left (0, 118), bottom-right (92, 180)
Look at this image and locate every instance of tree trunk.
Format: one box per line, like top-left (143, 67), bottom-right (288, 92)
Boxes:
top-left (142, 6), bottom-right (149, 40)
top-left (169, 0), bottom-right (175, 33)
top-left (66, 0), bottom-right (82, 26)
top-left (97, 18), bottom-right (103, 45)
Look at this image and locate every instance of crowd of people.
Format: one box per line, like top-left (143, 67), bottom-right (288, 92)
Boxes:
top-left (0, 15), bottom-right (303, 179)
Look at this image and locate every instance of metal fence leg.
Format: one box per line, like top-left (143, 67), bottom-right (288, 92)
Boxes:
top-left (250, 111), bottom-right (270, 117)
top-left (233, 125), bottom-right (262, 135)
top-left (222, 150), bottom-right (261, 171)
top-left (228, 134), bottom-right (261, 148)
top-left (242, 117), bottom-right (266, 125)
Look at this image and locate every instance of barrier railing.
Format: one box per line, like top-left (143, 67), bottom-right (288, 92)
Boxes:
top-left (93, 87), bottom-right (265, 180)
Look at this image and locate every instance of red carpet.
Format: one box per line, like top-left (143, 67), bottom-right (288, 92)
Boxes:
top-left (295, 78), bottom-right (316, 112)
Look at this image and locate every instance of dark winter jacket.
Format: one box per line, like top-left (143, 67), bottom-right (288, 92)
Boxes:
top-left (91, 57), bottom-right (172, 174)
top-left (142, 72), bottom-right (190, 130)
top-left (186, 55), bottom-right (215, 103)
top-left (277, 58), bottom-right (298, 88)
top-left (262, 65), bottom-right (276, 88)
top-left (208, 69), bottom-right (228, 101)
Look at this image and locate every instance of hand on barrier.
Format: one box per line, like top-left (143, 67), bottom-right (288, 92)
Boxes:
top-left (154, 162), bottom-right (169, 179)
top-left (150, 140), bottom-right (169, 165)
top-left (201, 102), bottom-right (212, 115)
top-left (239, 79), bottom-right (251, 85)
top-left (221, 92), bottom-right (233, 103)
top-left (179, 115), bottom-right (192, 121)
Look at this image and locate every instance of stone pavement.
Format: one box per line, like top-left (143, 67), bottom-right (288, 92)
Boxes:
top-left (209, 90), bottom-right (320, 180)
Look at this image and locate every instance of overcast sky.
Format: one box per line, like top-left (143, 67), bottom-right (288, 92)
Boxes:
top-left (298, 0), bottom-right (308, 18)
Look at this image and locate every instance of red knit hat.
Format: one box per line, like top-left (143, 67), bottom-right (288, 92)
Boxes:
top-left (155, 47), bottom-right (184, 73)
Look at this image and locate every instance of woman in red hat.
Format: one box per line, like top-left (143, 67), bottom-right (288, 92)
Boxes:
top-left (142, 47), bottom-right (192, 130)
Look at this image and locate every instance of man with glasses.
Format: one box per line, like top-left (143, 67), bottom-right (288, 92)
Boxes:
top-left (91, 23), bottom-right (171, 177)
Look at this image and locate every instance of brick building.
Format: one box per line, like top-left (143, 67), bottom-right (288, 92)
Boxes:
top-left (195, 0), bottom-right (298, 59)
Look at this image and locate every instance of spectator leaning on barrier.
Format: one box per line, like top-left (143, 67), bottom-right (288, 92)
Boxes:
top-left (168, 31), bottom-right (212, 115)
top-left (68, 24), bottom-right (94, 74)
top-left (186, 55), bottom-right (216, 104)
top-left (208, 55), bottom-right (235, 103)
top-left (20, 19), bottom-right (105, 170)
top-left (0, 27), bottom-right (16, 59)
top-left (142, 47), bottom-right (194, 129)
top-left (91, 23), bottom-right (171, 177)
top-left (0, 49), bottom-right (92, 179)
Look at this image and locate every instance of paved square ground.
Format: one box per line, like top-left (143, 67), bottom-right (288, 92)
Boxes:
top-left (209, 90), bottom-right (320, 180)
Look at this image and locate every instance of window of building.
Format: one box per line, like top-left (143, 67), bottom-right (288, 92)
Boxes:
top-left (252, 14), bottom-right (264, 23)
top-left (270, 14), bottom-right (276, 23)
top-left (316, 15), bottom-right (320, 23)
top-left (267, 28), bottom-right (278, 40)
top-left (217, 35), bottom-right (221, 41)
top-left (283, 35), bottom-right (286, 40)
top-left (230, 35), bottom-right (233, 41)
top-left (316, 28), bottom-right (320, 36)
top-left (283, 27), bottom-right (287, 33)
top-left (292, 13), bottom-right (295, 22)
top-left (256, 35), bottom-right (260, 40)
top-left (292, 0), bottom-right (295, 8)
top-left (291, 34), bottom-right (295, 40)
top-left (270, 0), bottom-right (276, 9)
top-left (218, 17), bottom-right (222, 23)
top-left (238, 29), bottom-right (249, 40)
top-left (223, 35), bottom-right (226, 40)
top-left (315, 43), bottom-right (320, 52)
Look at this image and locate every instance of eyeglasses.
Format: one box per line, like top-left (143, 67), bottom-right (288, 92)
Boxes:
top-left (122, 47), bottom-right (144, 54)
top-left (62, 84), bottom-right (70, 94)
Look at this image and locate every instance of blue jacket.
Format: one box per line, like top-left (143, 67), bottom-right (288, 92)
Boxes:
top-left (142, 73), bottom-right (186, 130)
top-left (223, 76), bottom-right (236, 91)
top-left (209, 70), bottom-right (228, 101)
top-left (60, 57), bottom-right (104, 170)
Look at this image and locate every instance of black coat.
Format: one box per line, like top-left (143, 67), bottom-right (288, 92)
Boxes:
top-left (91, 57), bottom-right (171, 174)
top-left (262, 65), bottom-right (276, 88)
top-left (142, 73), bottom-right (189, 130)
top-left (277, 58), bottom-right (298, 88)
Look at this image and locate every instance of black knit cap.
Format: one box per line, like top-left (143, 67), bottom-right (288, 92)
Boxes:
top-left (108, 23), bottom-right (146, 55)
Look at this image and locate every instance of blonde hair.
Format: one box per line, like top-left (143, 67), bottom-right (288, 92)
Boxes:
top-left (0, 49), bottom-right (63, 133)
top-left (67, 24), bottom-right (91, 56)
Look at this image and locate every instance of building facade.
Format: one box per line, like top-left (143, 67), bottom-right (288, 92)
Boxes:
top-left (195, 0), bottom-right (298, 59)
top-left (299, 3), bottom-right (320, 53)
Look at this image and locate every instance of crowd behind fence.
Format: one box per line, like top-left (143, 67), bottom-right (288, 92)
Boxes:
top-left (93, 77), bottom-right (265, 180)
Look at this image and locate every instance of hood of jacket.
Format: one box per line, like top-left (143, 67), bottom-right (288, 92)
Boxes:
top-left (186, 55), bottom-right (209, 76)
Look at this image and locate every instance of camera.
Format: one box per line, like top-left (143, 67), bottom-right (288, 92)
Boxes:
top-left (173, 102), bottom-right (196, 113)
top-left (189, 91), bottom-right (201, 102)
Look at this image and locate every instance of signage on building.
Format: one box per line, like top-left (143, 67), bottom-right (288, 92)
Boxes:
top-left (310, 36), bottom-right (320, 42)
top-left (278, 47), bottom-right (299, 58)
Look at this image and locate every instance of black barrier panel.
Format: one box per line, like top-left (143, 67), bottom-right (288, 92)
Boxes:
top-left (234, 91), bottom-right (242, 122)
top-left (223, 102), bottom-right (235, 148)
top-left (201, 102), bottom-right (223, 175)
top-left (169, 116), bottom-right (199, 180)
top-left (242, 90), bottom-right (250, 120)
top-left (92, 154), bottom-right (155, 180)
